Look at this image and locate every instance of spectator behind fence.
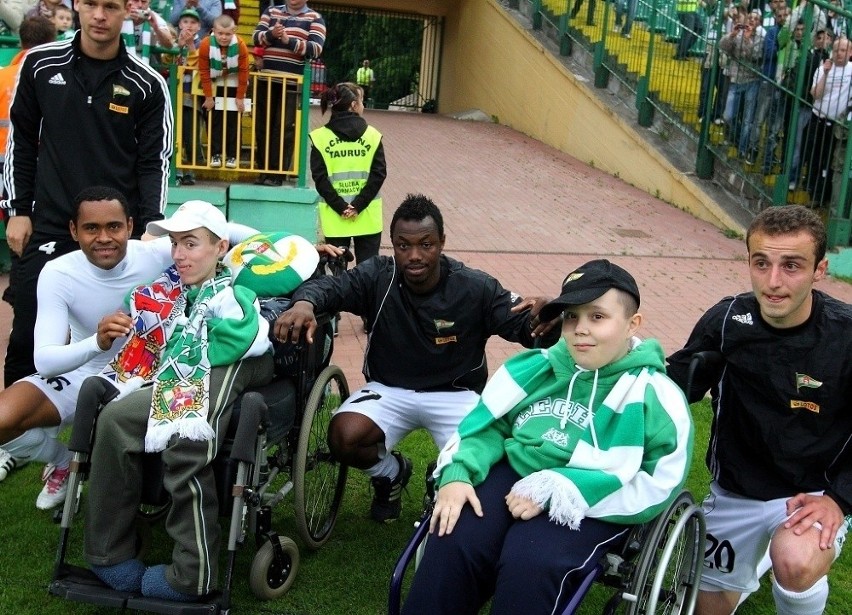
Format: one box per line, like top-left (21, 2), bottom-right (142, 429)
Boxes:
top-left (169, 0), bottom-right (220, 35)
top-left (174, 7), bottom-right (204, 185)
top-left (789, 0), bottom-right (827, 37)
top-left (667, 205), bottom-right (852, 615)
top-left (749, 4), bottom-right (787, 174)
top-left (121, 0), bottom-right (176, 64)
top-left (199, 14), bottom-right (249, 171)
top-left (803, 36), bottom-right (852, 208)
top-left (52, 4), bottom-right (74, 38)
top-left (84, 201), bottom-right (274, 603)
top-left (402, 260), bottom-right (693, 615)
top-left (2, 0), bottom-right (173, 388)
top-left (356, 58), bottom-right (375, 101)
top-left (272, 194), bottom-right (562, 523)
top-left (26, 0), bottom-right (68, 20)
top-left (252, 0), bottom-right (325, 186)
top-left (719, 11), bottom-right (764, 163)
top-left (675, 0), bottom-right (701, 60)
top-left (786, 27), bottom-right (830, 191)
top-left (309, 82), bottom-right (387, 275)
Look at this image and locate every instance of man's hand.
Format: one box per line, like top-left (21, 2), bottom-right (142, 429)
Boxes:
top-left (511, 295), bottom-right (559, 338)
top-left (202, 96), bottom-right (215, 111)
top-left (342, 205), bottom-right (357, 219)
top-left (505, 491), bottom-right (544, 520)
top-left (273, 300), bottom-right (317, 344)
top-left (236, 98), bottom-right (246, 114)
top-left (97, 311), bottom-right (133, 351)
top-left (6, 216), bottom-right (32, 256)
top-left (823, 58), bottom-right (833, 74)
top-left (429, 481), bottom-right (482, 536)
top-left (784, 493), bottom-right (844, 550)
top-left (315, 243), bottom-right (344, 258)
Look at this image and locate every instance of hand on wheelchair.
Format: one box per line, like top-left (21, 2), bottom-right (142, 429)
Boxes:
top-left (315, 243), bottom-right (346, 260)
top-left (274, 300), bottom-right (318, 345)
top-left (430, 481), bottom-right (483, 537)
top-left (510, 295), bottom-right (561, 339)
top-left (96, 311), bottom-right (133, 351)
top-left (784, 492), bottom-right (844, 550)
top-left (505, 490), bottom-right (544, 521)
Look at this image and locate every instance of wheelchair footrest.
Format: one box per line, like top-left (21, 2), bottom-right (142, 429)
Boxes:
top-left (50, 563), bottom-right (225, 614)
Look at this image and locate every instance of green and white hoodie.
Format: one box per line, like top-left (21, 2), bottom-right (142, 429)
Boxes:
top-left (436, 337), bottom-right (693, 529)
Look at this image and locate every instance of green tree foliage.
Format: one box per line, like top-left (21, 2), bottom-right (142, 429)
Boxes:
top-left (319, 8), bottom-right (424, 109)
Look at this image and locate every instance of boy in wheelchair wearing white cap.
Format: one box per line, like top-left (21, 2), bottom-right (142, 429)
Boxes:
top-left (83, 200), bottom-right (274, 602)
top-left (403, 259), bottom-right (694, 614)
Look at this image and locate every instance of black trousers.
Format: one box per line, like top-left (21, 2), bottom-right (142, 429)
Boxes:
top-left (402, 461), bottom-right (630, 615)
top-left (5, 232), bottom-right (78, 386)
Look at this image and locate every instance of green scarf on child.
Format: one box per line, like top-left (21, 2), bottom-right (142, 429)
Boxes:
top-left (207, 34), bottom-right (240, 79)
top-left (99, 264), bottom-right (234, 452)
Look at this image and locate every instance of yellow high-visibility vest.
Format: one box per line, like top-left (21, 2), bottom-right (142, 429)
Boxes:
top-left (310, 124), bottom-right (383, 237)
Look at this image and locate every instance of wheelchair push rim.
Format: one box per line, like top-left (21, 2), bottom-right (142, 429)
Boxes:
top-left (293, 364), bottom-right (349, 550)
top-left (624, 491), bottom-right (705, 615)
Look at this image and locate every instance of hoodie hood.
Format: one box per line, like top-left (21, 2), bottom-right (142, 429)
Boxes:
top-left (325, 111), bottom-right (369, 141)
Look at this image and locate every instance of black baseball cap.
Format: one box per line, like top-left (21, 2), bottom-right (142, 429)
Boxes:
top-left (538, 259), bottom-right (641, 321)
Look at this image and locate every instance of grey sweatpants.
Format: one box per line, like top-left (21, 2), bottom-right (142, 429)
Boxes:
top-left (84, 354), bottom-right (273, 596)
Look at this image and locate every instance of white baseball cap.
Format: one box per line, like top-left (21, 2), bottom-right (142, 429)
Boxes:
top-left (146, 200), bottom-right (228, 239)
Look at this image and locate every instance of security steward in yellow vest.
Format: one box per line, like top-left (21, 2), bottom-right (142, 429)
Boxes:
top-left (309, 83), bottom-right (387, 267)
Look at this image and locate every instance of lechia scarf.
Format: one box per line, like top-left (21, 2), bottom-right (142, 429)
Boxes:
top-left (99, 264), bottom-right (233, 452)
top-left (208, 34), bottom-right (240, 79)
top-left (122, 18), bottom-right (152, 64)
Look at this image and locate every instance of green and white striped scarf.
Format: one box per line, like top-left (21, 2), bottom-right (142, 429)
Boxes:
top-left (122, 18), bottom-right (151, 64)
top-left (208, 34), bottom-right (240, 79)
top-left (99, 264), bottom-right (234, 452)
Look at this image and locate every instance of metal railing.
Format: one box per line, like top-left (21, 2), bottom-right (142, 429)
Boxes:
top-left (511, 0), bottom-right (852, 247)
top-left (162, 53), bottom-right (315, 189)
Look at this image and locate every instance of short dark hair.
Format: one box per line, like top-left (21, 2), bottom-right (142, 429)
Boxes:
top-left (746, 205), bottom-right (827, 267)
top-left (72, 186), bottom-right (131, 222)
top-left (320, 82), bottom-right (362, 115)
top-left (19, 16), bottom-right (55, 49)
top-left (390, 193), bottom-right (444, 238)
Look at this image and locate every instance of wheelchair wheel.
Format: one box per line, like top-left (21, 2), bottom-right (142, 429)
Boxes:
top-left (624, 491), bottom-right (705, 615)
top-left (293, 364), bottom-right (349, 550)
top-left (249, 535), bottom-right (300, 600)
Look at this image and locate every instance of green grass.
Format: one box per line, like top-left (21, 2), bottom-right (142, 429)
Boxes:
top-left (1, 401), bottom-right (850, 614)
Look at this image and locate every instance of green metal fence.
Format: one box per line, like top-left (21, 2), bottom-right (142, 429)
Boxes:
top-left (510, 0), bottom-right (852, 247)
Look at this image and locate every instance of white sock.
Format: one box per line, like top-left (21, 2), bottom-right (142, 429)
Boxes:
top-left (365, 453), bottom-right (400, 479)
top-left (772, 575), bottom-right (828, 615)
top-left (3, 428), bottom-right (70, 466)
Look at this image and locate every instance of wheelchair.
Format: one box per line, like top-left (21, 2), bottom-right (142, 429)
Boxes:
top-left (388, 351), bottom-right (715, 615)
top-left (388, 482), bottom-right (705, 615)
top-left (49, 256), bottom-right (352, 615)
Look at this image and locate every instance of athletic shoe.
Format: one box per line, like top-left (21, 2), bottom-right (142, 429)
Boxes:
top-left (370, 451), bottom-right (413, 523)
top-left (225, 157), bottom-right (237, 169)
top-left (210, 155), bottom-right (222, 168)
top-left (36, 464), bottom-right (70, 510)
top-left (0, 448), bottom-right (23, 482)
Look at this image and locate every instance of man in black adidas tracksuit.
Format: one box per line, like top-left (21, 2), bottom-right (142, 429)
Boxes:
top-left (2, 0), bottom-right (173, 386)
top-left (667, 205), bottom-right (852, 615)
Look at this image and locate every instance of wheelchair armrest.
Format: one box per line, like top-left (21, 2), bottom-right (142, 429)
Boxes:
top-left (68, 377), bottom-right (119, 454)
top-left (685, 350), bottom-right (724, 404)
top-left (230, 391), bottom-right (268, 463)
